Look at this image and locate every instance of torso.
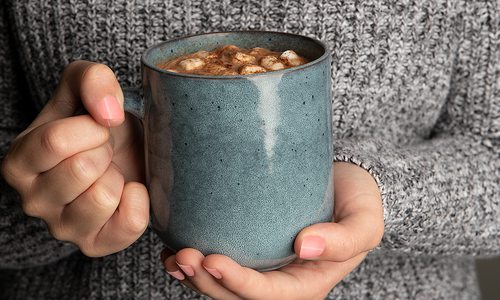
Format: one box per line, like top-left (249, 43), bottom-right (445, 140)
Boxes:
top-left (10, 0), bottom-right (457, 144)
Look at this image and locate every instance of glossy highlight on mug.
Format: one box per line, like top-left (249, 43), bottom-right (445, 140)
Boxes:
top-left (249, 73), bottom-right (283, 172)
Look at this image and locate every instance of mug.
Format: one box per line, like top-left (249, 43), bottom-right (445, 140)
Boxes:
top-left (124, 31), bottom-right (333, 271)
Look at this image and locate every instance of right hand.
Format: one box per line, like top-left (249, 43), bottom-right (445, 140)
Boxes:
top-left (1, 60), bottom-right (150, 257)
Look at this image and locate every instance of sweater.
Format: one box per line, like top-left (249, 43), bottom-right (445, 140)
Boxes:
top-left (0, 0), bottom-right (498, 299)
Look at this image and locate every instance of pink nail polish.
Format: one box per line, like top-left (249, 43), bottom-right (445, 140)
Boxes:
top-left (299, 235), bottom-right (326, 259)
top-left (203, 266), bottom-right (222, 279)
top-left (99, 95), bottom-right (124, 122)
top-left (167, 270), bottom-right (185, 281)
top-left (176, 263), bottom-right (195, 277)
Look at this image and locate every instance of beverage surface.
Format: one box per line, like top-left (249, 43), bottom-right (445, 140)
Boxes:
top-left (157, 45), bottom-right (309, 75)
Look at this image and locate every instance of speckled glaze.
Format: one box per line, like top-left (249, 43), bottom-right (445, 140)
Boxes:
top-left (127, 31), bottom-right (333, 271)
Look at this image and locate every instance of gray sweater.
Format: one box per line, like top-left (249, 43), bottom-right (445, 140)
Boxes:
top-left (0, 0), bottom-right (498, 299)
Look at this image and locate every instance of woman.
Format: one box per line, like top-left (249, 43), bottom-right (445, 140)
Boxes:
top-left (0, 0), bottom-right (497, 299)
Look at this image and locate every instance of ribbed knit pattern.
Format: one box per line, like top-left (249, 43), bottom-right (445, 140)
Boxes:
top-left (0, 0), bottom-right (498, 299)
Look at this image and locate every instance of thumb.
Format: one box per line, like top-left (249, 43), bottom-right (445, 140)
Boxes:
top-left (294, 162), bottom-right (384, 262)
top-left (294, 212), bottom-right (383, 262)
top-left (29, 61), bottom-right (125, 130)
top-left (77, 61), bottom-right (125, 127)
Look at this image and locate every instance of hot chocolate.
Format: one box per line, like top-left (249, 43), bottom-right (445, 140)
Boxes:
top-left (157, 45), bottom-right (308, 75)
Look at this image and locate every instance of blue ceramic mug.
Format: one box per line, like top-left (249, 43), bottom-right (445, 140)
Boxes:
top-left (124, 31), bottom-right (333, 271)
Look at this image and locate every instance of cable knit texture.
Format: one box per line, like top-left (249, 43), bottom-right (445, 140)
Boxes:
top-left (0, 0), bottom-right (498, 299)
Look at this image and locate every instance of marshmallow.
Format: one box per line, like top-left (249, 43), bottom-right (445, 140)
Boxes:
top-left (219, 45), bottom-right (241, 56)
top-left (260, 55), bottom-right (286, 70)
top-left (239, 64), bottom-right (267, 75)
top-left (233, 52), bottom-right (257, 64)
top-left (249, 47), bottom-right (268, 56)
top-left (279, 50), bottom-right (305, 67)
top-left (178, 58), bottom-right (206, 71)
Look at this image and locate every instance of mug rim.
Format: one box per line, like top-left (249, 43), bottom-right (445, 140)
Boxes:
top-left (141, 30), bottom-right (331, 79)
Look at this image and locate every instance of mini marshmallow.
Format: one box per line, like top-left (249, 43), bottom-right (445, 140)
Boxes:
top-left (178, 58), bottom-right (205, 71)
top-left (239, 64), bottom-right (267, 75)
top-left (233, 52), bottom-right (257, 64)
top-left (249, 47), bottom-right (268, 56)
top-left (260, 55), bottom-right (286, 70)
top-left (279, 50), bottom-right (305, 67)
top-left (219, 45), bottom-right (240, 55)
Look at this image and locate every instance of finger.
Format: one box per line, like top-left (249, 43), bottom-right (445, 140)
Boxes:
top-left (282, 251), bottom-right (369, 298)
top-left (202, 254), bottom-right (301, 300)
top-left (202, 253), bottom-right (368, 300)
top-left (163, 252), bottom-right (201, 294)
top-left (175, 249), bottom-right (241, 300)
top-left (4, 115), bottom-right (110, 180)
top-left (86, 182), bottom-right (149, 257)
top-left (58, 163), bottom-right (124, 241)
top-left (29, 60), bottom-right (124, 130)
top-left (30, 142), bottom-right (113, 209)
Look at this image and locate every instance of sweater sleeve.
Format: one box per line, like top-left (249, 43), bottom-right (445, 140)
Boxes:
top-left (334, 135), bottom-right (498, 256)
top-left (0, 3), bottom-right (78, 269)
top-left (334, 3), bottom-right (499, 257)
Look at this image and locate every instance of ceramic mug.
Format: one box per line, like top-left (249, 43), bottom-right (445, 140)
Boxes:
top-left (124, 31), bottom-right (333, 271)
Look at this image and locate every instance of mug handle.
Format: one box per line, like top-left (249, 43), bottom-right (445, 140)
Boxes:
top-left (123, 87), bottom-right (144, 120)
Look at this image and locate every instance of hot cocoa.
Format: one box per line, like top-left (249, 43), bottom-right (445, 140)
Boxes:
top-left (157, 45), bottom-right (308, 75)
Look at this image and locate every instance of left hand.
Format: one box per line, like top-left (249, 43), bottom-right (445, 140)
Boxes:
top-left (161, 162), bottom-right (384, 300)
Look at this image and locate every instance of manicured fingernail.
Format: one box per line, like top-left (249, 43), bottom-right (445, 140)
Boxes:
top-left (99, 95), bottom-right (123, 123)
top-left (299, 235), bottom-right (325, 259)
top-left (203, 266), bottom-right (222, 279)
top-left (167, 270), bottom-right (185, 281)
top-left (176, 262), bottom-right (195, 277)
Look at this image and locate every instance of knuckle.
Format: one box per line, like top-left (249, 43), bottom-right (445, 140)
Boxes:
top-left (1, 155), bottom-right (20, 187)
top-left (47, 223), bottom-right (70, 241)
top-left (41, 125), bottom-right (68, 156)
top-left (69, 155), bottom-right (97, 184)
top-left (78, 241), bottom-right (101, 257)
top-left (21, 198), bottom-right (42, 217)
top-left (89, 183), bottom-right (120, 212)
top-left (123, 211), bottom-right (149, 235)
top-left (347, 234), bottom-right (359, 259)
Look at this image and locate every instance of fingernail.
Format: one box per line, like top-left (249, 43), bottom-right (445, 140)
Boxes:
top-left (203, 266), bottom-right (222, 279)
top-left (176, 262), bottom-right (195, 277)
top-left (167, 270), bottom-right (185, 281)
top-left (99, 95), bottom-right (123, 123)
top-left (299, 235), bottom-right (325, 259)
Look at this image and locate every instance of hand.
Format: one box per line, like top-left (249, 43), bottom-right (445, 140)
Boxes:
top-left (1, 61), bottom-right (150, 257)
top-left (161, 162), bottom-right (384, 299)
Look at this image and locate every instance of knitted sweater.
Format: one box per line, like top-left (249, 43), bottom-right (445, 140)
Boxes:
top-left (0, 0), bottom-right (498, 299)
